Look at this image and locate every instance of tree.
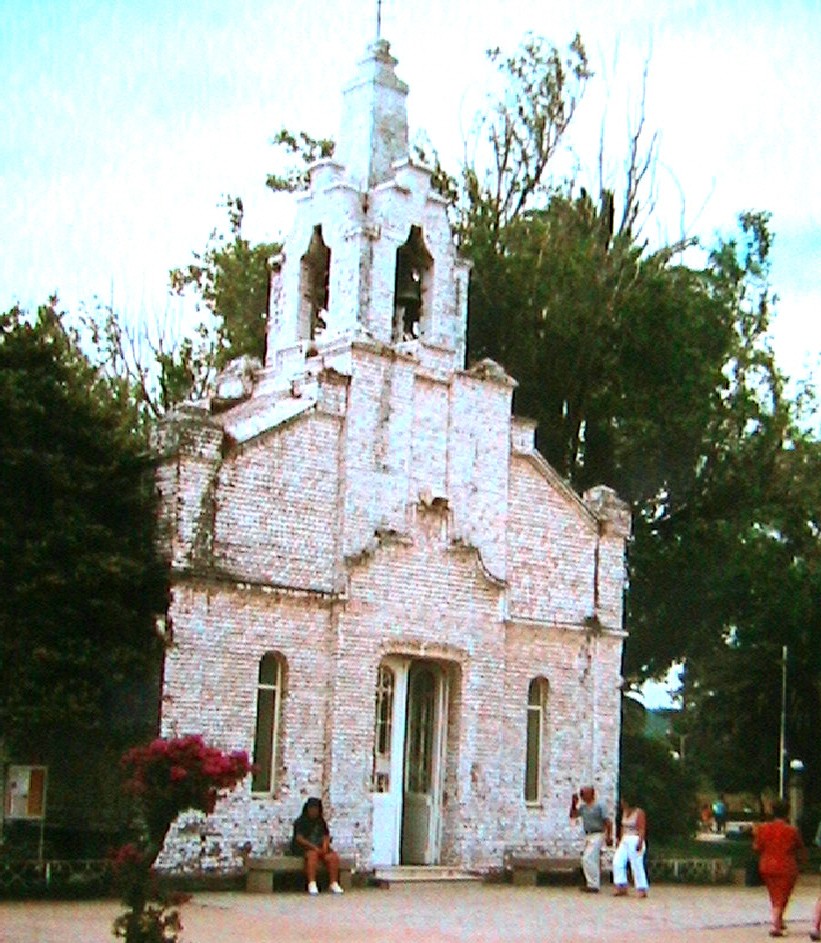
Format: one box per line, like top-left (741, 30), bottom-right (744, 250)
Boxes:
top-left (82, 300), bottom-right (217, 424)
top-left (83, 195), bottom-right (280, 422)
top-left (147, 134), bottom-right (333, 407)
top-left (620, 698), bottom-right (698, 840)
top-left (657, 431), bottom-right (821, 805)
top-left (456, 37), bottom-right (820, 807)
top-left (265, 128), bottom-right (335, 193)
top-left (169, 195), bottom-right (280, 370)
top-left (461, 34), bottom-right (592, 237)
top-left (0, 302), bottom-right (168, 761)
top-left (460, 39), bottom-right (769, 514)
top-left (465, 194), bottom-right (731, 502)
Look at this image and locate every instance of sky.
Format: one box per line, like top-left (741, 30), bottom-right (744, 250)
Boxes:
top-left (5, 1), bottom-right (817, 709)
top-left (2, 0), bottom-right (820, 391)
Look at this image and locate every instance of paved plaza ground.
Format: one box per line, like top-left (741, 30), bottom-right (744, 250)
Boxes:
top-left (1, 877), bottom-right (819, 943)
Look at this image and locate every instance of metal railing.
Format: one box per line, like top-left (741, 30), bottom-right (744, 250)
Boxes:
top-left (0, 858), bottom-right (112, 896)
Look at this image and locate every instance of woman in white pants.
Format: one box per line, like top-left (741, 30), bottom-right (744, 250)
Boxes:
top-left (612, 797), bottom-right (649, 897)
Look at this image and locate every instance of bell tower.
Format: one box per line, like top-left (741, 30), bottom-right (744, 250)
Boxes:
top-left (264, 38), bottom-right (470, 384)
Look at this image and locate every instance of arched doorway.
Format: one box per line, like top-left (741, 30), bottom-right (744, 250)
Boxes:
top-left (370, 658), bottom-right (449, 866)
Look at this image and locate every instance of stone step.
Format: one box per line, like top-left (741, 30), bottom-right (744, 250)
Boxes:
top-left (373, 866), bottom-right (482, 884)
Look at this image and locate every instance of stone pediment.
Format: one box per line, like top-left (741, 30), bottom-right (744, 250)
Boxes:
top-left (343, 499), bottom-right (506, 591)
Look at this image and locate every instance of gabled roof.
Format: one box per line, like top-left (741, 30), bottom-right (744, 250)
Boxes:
top-left (514, 447), bottom-right (599, 531)
top-left (214, 392), bottom-right (317, 445)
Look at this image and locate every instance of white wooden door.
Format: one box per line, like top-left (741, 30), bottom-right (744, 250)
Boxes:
top-left (401, 662), bottom-right (447, 865)
top-left (371, 658), bottom-right (408, 866)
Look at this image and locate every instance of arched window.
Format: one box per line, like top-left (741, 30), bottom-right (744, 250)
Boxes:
top-left (252, 653), bottom-right (283, 793)
top-left (371, 665), bottom-right (395, 793)
top-left (525, 677), bottom-right (548, 804)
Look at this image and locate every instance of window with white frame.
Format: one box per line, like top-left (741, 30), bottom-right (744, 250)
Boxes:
top-left (371, 665), bottom-right (395, 793)
top-left (525, 677), bottom-right (548, 804)
top-left (252, 653), bottom-right (283, 793)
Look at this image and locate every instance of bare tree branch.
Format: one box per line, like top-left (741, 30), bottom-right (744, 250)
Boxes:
top-left (618, 59), bottom-right (659, 239)
top-left (468, 34), bottom-right (592, 236)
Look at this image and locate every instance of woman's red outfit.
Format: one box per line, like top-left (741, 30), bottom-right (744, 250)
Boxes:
top-left (755, 819), bottom-right (802, 909)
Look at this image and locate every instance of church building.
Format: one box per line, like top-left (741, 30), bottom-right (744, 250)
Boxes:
top-left (154, 38), bottom-right (630, 876)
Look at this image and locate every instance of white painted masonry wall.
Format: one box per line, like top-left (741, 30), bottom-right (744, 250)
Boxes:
top-left (154, 37), bottom-right (629, 875)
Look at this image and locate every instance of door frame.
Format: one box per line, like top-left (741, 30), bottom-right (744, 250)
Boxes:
top-left (371, 656), bottom-right (409, 867)
top-left (370, 656), bottom-right (449, 867)
top-left (428, 666), bottom-right (449, 863)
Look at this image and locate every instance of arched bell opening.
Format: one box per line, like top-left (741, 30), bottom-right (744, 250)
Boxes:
top-left (393, 226), bottom-right (433, 342)
top-left (300, 225), bottom-right (331, 341)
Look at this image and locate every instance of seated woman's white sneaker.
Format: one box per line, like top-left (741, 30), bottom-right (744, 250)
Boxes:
top-left (307, 881), bottom-right (319, 895)
top-left (329, 881), bottom-right (344, 894)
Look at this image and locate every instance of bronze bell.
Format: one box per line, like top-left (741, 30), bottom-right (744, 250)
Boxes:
top-left (395, 266), bottom-right (422, 311)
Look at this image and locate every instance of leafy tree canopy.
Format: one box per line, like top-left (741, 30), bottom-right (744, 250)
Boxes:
top-left (0, 302), bottom-right (169, 756)
top-left (620, 698), bottom-right (699, 840)
top-left (169, 195), bottom-right (280, 371)
top-left (82, 196), bottom-right (281, 424)
top-left (265, 129), bottom-right (335, 193)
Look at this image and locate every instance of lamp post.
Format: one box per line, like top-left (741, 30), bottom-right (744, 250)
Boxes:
top-left (779, 645), bottom-right (788, 800)
top-left (788, 759), bottom-right (804, 828)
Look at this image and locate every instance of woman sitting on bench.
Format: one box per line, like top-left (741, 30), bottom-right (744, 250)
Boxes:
top-left (291, 797), bottom-right (344, 895)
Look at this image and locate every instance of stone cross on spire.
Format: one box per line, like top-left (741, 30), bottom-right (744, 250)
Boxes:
top-left (376, 0), bottom-right (382, 39)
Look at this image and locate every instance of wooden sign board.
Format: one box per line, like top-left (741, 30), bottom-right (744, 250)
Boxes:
top-left (4, 765), bottom-right (47, 820)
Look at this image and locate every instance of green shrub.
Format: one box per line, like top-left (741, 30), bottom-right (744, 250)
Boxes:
top-left (620, 731), bottom-right (698, 840)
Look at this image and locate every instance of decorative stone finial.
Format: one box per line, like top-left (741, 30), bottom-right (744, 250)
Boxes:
top-left (335, 38), bottom-right (409, 191)
top-left (584, 485), bottom-right (631, 539)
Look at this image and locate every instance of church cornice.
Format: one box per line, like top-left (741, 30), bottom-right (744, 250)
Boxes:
top-left (465, 358), bottom-right (518, 388)
top-left (504, 613), bottom-right (628, 638)
top-left (446, 538), bottom-right (507, 588)
top-left (350, 337), bottom-right (420, 364)
top-left (169, 565), bottom-right (340, 603)
top-left (218, 397), bottom-right (320, 450)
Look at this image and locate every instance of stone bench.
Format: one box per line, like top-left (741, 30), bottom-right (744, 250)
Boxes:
top-left (506, 855), bottom-right (585, 886)
top-left (246, 854), bottom-right (354, 893)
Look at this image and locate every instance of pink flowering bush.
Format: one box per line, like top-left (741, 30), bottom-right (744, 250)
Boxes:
top-left (112, 735), bottom-right (251, 943)
top-left (120, 735), bottom-right (251, 848)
